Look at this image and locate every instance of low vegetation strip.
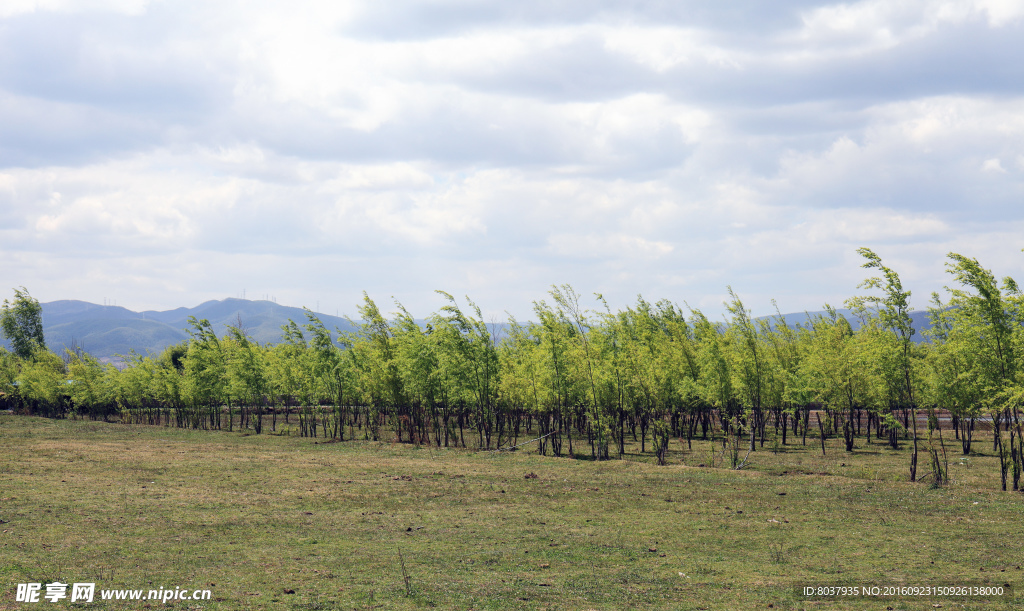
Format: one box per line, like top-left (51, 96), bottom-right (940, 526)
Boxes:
top-left (1, 415), bottom-right (1020, 610)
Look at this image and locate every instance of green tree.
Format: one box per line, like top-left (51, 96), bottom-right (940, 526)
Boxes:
top-left (497, 316), bottom-right (548, 452)
top-left (924, 293), bottom-right (980, 455)
top-left (267, 320), bottom-right (314, 430)
top-left (66, 350), bottom-right (113, 420)
top-left (760, 303), bottom-right (805, 447)
top-left (16, 346), bottom-right (67, 416)
top-left (225, 324), bottom-right (268, 434)
top-left (725, 287), bottom-right (768, 452)
top-left (801, 306), bottom-right (867, 452)
top-left (847, 248), bottom-right (920, 481)
top-left (0, 348), bottom-right (18, 407)
top-left (548, 285), bottom-right (606, 459)
top-left (943, 253), bottom-right (1021, 489)
top-left (305, 309), bottom-right (353, 440)
top-left (342, 293), bottom-right (404, 441)
top-left (531, 298), bottom-right (578, 456)
top-left (181, 317), bottom-right (227, 430)
top-left (1, 287), bottom-right (46, 360)
top-left (435, 292), bottom-right (500, 449)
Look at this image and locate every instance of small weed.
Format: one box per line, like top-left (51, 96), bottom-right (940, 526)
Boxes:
top-left (397, 548), bottom-right (412, 597)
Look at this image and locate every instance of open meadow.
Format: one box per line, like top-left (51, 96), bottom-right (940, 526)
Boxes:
top-left (1, 414), bottom-right (1021, 610)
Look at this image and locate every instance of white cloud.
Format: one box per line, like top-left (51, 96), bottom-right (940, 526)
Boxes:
top-left (793, 0), bottom-right (1024, 54)
top-left (981, 158), bottom-right (1007, 173)
top-left (759, 96), bottom-right (1024, 216)
top-left (546, 233), bottom-right (674, 260)
top-left (602, 25), bottom-right (740, 72)
top-left (1, 2), bottom-right (1023, 319)
top-left (807, 208), bottom-right (949, 242)
top-left (970, 0), bottom-right (1024, 27)
top-left (0, 0), bottom-right (150, 18)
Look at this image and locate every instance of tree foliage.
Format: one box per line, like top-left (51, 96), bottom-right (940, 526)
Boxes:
top-left (1, 287), bottom-right (46, 360)
top-left (7, 248), bottom-right (1024, 491)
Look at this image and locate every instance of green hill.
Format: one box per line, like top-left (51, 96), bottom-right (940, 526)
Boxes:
top-left (24, 299), bottom-right (357, 361)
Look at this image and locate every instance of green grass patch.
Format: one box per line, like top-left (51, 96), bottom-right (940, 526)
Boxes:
top-left (0, 415), bottom-right (1021, 610)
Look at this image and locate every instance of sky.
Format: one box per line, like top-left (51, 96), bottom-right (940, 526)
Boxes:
top-left (1, 0), bottom-right (1023, 322)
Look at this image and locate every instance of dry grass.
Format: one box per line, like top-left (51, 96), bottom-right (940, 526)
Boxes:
top-left (1, 414), bottom-right (1021, 610)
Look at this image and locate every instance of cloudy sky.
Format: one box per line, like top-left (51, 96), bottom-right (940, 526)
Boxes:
top-left (2, 0), bottom-right (1022, 321)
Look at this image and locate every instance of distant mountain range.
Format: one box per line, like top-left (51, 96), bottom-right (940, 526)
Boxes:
top-left (10, 298), bottom-right (358, 363)
top-left (0, 298), bottom-right (937, 363)
top-left (768, 308), bottom-right (935, 338)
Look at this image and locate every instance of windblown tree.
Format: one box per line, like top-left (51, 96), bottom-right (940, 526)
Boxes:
top-left (15, 346), bottom-right (67, 418)
top-left (801, 307), bottom-right (863, 452)
top-left (497, 316), bottom-right (549, 452)
top-left (658, 301), bottom-right (707, 450)
top-left (688, 307), bottom-right (741, 465)
top-left (65, 350), bottom-right (115, 421)
top-left (609, 298), bottom-right (658, 458)
top-left (225, 324), bottom-right (268, 434)
top-left (847, 248), bottom-right (921, 481)
top-left (534, 286), bottom-right (608, 458)
top-left (924, 293), bottom-right (981, 455)
top-left (429, 312), bottom-right (473, 448)
top-left (153, 342), bottom-right (186, 414)
top-left (759, 303), bottom-right (805, 447)
top-left (114, 354), bottom-right (162, 425)
top-left (1, 287), bottom-right (46, 360)
top-left (391, 303), bottom-right (440, 445)
top-left (0, 348), bottom-right (19, 409)
top-left (268, 320), bottom-right (315, 429)
top-left (531, 294), bottom-right (585, 456)
top-left (434, 292), bottom-right (500, 449)
top-left (343, 293), bottom-right (406, 441)
top-left (304, 309), bottom-right (353, 440)
top-left (725, 288), bottom-right (769, 452)
top-left (181, 317), bottom-right (227, 430)
top-left (942, 253), bottom-right (1022, 490)
top-left (610, 297), bottom-right (697, 462)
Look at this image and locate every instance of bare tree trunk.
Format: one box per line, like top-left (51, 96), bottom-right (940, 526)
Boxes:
top-left (910, 406), bottom-right (918, 482)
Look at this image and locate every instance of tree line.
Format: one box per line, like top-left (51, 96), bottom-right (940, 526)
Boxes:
top-left (2, 249), bottom-right (1023, 490)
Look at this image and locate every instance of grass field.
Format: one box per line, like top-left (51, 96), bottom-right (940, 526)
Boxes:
top-left (1, 414), bottom-right (1021, 610)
